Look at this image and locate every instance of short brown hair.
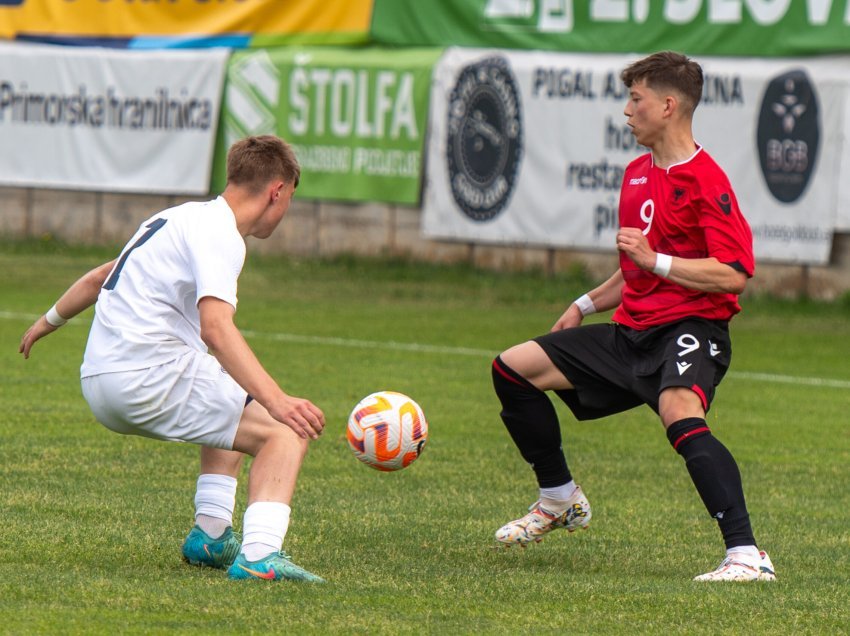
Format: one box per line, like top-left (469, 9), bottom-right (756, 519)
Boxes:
top-left (226, 135), bottom-right (300, 193)
top-left (620, 51), bottom-right (703, 116)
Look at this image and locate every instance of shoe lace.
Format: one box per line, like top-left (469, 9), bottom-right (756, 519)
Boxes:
top-left (528, 500), bottom-right (566, 522)
top-left (715, 557), bottom-right (734, 570)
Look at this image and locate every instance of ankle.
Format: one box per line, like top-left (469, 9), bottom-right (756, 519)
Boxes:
top-left (727, 545), bottom-right (760, 565)
top-left (241, 542), bottom-right (278, 562)
top-left (539, 481), bottom-right (578, 513)
top-left (196, 514), bottom-right (230, 539)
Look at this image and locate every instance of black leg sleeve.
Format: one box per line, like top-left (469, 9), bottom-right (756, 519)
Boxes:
top-left (667, 418), bottom-right (756, 549)
top-left (492, 356), bottom-right (572, 488)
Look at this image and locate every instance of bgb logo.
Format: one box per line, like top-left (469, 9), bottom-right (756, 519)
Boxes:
top-left (756, 69), bottom-right (820, 204)
top-left (446, 56), bottom-right (523, 222)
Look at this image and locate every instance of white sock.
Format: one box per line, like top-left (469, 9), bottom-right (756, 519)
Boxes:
top-left (197, 515), bottom-right (230, 539)
top-left (241, 501), bottom-right (291, 562)
top-left (727, 545), bottom-right (760, 565)
top-left (539, 481), bottom-right (578, 513)
top-left (194, 474), bottom-right (237, 538)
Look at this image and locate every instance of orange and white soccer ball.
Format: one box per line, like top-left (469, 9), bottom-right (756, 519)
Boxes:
top-left (346, 391), bottom-right (428, 471)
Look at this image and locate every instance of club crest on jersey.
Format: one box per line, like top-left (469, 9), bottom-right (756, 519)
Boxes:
top-left (446, 56), bottom-right (523, 222)
top-left (756, 69), bottom-right (820, 204)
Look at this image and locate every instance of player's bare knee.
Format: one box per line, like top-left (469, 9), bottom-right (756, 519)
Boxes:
top-left (659, 387), bottom-right (706, 427)
top-left (500, 342), bottom-right (546, 384)
top-left (266, 424), bottom-right (310, 454)
top-left (234, 422), bottom-right (309, 458)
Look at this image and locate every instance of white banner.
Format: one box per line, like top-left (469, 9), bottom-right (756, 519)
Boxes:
top-left (423, 48), bottom-right (847, 265)
top-left (0, 42), bottom-right (228, 194)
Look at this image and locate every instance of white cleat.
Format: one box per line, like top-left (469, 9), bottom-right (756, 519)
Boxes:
top-left (495, 486), bottom-right (591, 546)
top-left (694, 550), bottom-right (776, 582)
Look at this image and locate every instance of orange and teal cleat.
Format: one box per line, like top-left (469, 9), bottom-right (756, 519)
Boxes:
top-left (227, 551), bottom-right (325, 582)
top-left (181, 525), bottom-right (241, 570)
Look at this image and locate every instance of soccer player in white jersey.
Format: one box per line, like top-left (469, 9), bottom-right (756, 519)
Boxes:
top-left (20, 135), bottom-right (325, 582)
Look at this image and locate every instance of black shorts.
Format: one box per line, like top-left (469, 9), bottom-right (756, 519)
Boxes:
top-left (534, 318), bottom-right (732, 420)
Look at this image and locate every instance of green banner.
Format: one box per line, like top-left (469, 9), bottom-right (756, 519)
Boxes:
top-left (211, 47), bottom-right (443, 205)
top-left (371, 0), bottom-right (850, 57)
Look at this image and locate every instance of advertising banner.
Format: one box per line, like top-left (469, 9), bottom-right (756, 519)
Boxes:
top-left (372, 0), bottom-right (850, 58)
top-left (0, 42), bottom-right (228, 194)
top-left (211, 47), bottom-right (443, 205)
top-left (423, 48), bottom-right (846, 264)
top-left (0, 0), bottom-right (372, 48)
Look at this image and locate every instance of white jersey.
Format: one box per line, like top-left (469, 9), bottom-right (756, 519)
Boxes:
top-left (81, 196), bottom-right (246, 378)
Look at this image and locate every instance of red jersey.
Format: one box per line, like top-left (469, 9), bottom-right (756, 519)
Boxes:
top-left (612, 147), bottom-right (755, 330)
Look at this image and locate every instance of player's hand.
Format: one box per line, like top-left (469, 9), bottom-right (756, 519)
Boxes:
top-left (616, 227), bottom-right (656, 270)
top-left (268, 395), bottom-right (326, 440)
top-left (551, 303), bottom-right (583, 332)
top-left (19, 316), bottom-right (58, 359)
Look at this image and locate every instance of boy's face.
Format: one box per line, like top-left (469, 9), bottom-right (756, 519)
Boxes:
top-left (623, 79), bottom-right (669, 149)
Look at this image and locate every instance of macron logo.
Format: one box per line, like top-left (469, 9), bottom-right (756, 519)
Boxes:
top-left (629, 177), bottom-right (647, 185)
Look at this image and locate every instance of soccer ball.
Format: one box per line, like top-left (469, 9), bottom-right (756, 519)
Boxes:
top-left (346, 391), bottom-right (428, 471)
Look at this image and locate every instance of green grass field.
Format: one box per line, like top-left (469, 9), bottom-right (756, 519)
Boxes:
top-left (1, 240), bottom-right (848, 635)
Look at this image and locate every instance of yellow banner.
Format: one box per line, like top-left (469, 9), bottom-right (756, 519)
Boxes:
top-left (0, 0), bottom-right (373, 46)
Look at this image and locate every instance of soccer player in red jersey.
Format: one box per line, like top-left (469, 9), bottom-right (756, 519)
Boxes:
top-left (491, 51), bottom-right (775, 581)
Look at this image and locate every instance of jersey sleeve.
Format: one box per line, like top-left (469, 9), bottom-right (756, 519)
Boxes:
top-left (186, 212), bottom-right (246, 310)
top-left (699, 182), bottom-right (755, 278)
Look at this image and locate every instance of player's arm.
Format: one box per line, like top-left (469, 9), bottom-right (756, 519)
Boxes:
top-left (198, 296), bottom-right (325, 440)
top-left (19, 259), bottom-right (117, 359)
top-left (551, 269), bottom-right (625, 332)
top-left (616, 227), bottom-right (746, 294)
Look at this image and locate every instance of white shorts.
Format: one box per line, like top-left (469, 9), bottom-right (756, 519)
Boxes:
top-left (81, 350), bottom-right (248, 449)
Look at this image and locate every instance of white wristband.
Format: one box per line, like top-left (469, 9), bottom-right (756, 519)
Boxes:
top-left (574, 293), bottom-right (596, 317)
top-left (653, 253), bottom-right (673, 278)
top-left (45, 304), bottom-right (68, 327)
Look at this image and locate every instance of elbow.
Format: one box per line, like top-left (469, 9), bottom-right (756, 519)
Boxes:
top-left (710, 261), bottom-right (747, 295)
top-left (200, 320), bottom-right (229, 353)
top-left (725, 270), bottom-right (748, 295)
top-left (198, 297), bottom-right (237, 354)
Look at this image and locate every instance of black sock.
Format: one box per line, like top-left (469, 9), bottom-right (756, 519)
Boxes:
top-left (492, 356), bottom-right (572, 488)
top-left (667, 417), bottom-right (756, 549)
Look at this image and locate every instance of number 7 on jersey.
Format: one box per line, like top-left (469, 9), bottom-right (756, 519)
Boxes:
top-left (103, 218), bottom-right (168, 290)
